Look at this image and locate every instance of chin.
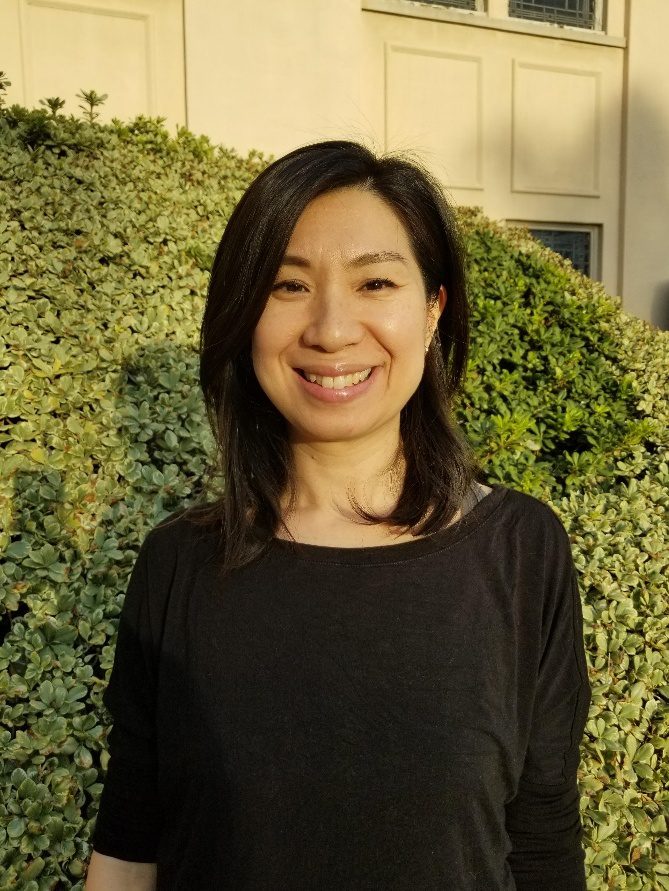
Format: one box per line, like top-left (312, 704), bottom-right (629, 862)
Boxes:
top-left (292, 425), bottom-right (372, 443)
top-left (293, 414), bottom-right (396, 443)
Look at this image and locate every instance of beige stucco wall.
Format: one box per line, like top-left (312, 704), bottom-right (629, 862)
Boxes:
top-left (0, 0), bottom-right (185, 131)
top-left (184, 0), bottom-right (369, 158)
top-left (620, 0), bottom-right (669, 330)
top-left (2, 0), bottom-right (667, 329)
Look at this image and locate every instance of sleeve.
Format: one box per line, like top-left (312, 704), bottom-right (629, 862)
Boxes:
top-left (505, 514), bottom-right (592, 890)
top-left (91, 533), bottom-right (161, 862)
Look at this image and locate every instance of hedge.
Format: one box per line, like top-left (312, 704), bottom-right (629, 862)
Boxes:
top-left (0, 90), bottom-right (667, 890)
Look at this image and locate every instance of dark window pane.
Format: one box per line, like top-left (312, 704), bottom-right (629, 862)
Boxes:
top-left (422, 0), bottom-right (477, 9)
top-left (509, 0), bottom-right (596, 29)
top-left (529, 228), bottom-right (592, 275)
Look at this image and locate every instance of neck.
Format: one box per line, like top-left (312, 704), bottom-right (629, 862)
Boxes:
top-left (281, 433), bottom-right (405, 522)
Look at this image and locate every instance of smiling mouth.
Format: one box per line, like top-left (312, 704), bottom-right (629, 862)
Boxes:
top-left (296, 368), bottom-right (374, 389)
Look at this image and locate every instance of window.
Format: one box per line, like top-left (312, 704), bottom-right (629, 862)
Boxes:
top-left (420, 0), bottom-right (479, 10)
top-left (524, 226), bottom-right (596, 276)
top-left (508, 0), bottom-right (599, 30)
top-left (507, 222), bottom-right (600, 277)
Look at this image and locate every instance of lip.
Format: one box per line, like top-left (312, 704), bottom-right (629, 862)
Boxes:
top-left (293, 365), bottom-right (380, 403)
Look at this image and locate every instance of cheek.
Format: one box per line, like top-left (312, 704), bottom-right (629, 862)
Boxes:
top-left (377, 304), bottom-right (428, 352)
top-left (250, 314), bottom-right (279, 369)
top-left (252, 306), bottom-right (302, 360)
top-left (250, 315), bottom-right (297, 406)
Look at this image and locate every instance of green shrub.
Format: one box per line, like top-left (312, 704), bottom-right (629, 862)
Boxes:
top-left (1, 94), bottom-right (667, 890)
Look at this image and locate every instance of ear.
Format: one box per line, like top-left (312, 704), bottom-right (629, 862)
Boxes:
top-left (427, 285), bottom-right (447, 336)
top-left (437, 284), bottom-right (447, 315)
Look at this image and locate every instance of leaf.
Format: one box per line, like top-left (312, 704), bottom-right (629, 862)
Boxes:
top-left (650, 815), bottom-right (667, 834)
top-left (5, 539), bottom-right (30, 559)
top-left (634, 743), bottom-right (655, 764)
top-left (38, 681), bottom-right (54, 705)
top-left (7, 816), bottom-right (26, 838)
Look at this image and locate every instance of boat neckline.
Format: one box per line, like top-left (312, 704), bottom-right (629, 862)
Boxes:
top-left (269, 483), bottom-right (510, 564)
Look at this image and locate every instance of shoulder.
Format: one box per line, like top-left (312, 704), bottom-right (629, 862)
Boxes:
top-left (147, 503), bottom-right (218, 546)
top-left (493, 484), bottom-right (573, 550)
top-left (122, 507), bottom-right (220, 639)
top-left (491, 486), bottom-right (579, 609)
top-left (134, 505), bottom-right (220, 582)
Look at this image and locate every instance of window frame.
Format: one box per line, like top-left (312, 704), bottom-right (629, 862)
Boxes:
top-left (419, 0), bottom-right (484, 10)
top-left (505, 220), bottom-right (602, 279)
top-left (361, 1), bottom-right (623, 47)
top-left (507, 0), bottom-right (605, 33)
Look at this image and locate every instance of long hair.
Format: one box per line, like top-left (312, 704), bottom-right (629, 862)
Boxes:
top-left (171, 139), bottom-right (486, 582)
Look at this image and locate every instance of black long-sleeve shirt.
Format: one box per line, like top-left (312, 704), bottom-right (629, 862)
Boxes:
top-left (91, 483), bottom-right (592, 889)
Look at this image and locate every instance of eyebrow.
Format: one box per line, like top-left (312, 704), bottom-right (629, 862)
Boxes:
top-left (280, 250), bottom-right (408, 269)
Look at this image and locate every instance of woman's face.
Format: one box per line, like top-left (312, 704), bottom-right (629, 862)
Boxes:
top-left (251, 185), bottom-right (446, 447)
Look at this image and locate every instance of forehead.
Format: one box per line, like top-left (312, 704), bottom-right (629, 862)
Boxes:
top-left (285, 187), bottom-right (414, 257)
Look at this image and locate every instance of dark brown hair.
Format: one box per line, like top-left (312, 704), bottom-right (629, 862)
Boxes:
top-left (169, 139), bottom-right (486, 581)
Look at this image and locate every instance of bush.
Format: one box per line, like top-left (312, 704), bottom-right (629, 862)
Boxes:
top-left (1, 95), bottom-right (667, 890)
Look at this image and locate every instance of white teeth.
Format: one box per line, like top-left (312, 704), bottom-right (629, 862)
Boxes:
top-left (305, 368), bottom-right (373, 389)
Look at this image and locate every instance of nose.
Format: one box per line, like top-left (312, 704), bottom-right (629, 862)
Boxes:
top-left (301, 287), bottom-right (365, 352)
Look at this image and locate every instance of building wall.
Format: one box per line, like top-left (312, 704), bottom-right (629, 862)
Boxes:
top-left (0, 0), bottom-right (185, 133)
top-left (620, 0), bottom-right (669, 330)
top-left (184, 0), bottom-right (368, 157)
top-left (1, 0), bottom-right (667, 330)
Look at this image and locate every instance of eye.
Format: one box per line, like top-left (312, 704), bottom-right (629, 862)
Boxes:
top-left (364, 278), bottom-right (396, 290)
top-left (271, 280), bottom-right (306, 293)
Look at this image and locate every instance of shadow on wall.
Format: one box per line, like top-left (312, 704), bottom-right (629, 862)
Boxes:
top-left (653, 283), bottom-right (669, 332)
top-left (621, 89), bottom-right (669, 332)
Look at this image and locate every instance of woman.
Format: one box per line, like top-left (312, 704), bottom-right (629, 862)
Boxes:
top-left (86, 140), bottom-right (591, 889)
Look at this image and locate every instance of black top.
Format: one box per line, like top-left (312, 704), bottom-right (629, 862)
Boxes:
top-left (91, 484), bottom-right (592, 890)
